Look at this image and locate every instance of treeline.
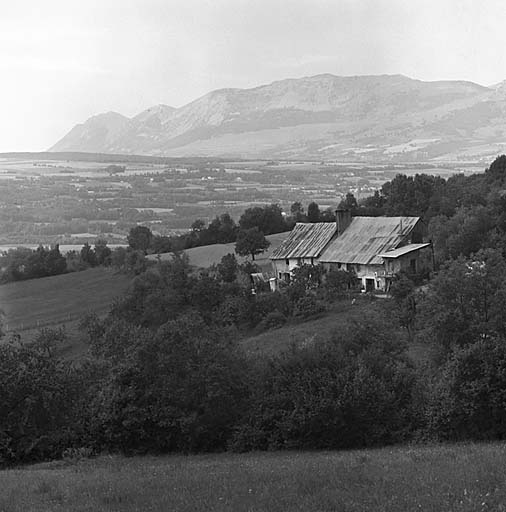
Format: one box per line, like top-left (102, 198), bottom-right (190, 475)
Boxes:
top-left (134, 155), bottom-right (506, 260)
top-left (147, 204), bottom-right (290, 254)
top-left (0, 241), bottom-right (114, 284)
top-left (4, 242), bottom-right (506, 464)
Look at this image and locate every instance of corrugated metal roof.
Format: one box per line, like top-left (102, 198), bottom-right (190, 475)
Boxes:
top-left (319, 216), bottom-right (420, 265)
top-left (379, 243), bottom-right (431, 259)
top-left (270, 222), bottom-right (337, 259)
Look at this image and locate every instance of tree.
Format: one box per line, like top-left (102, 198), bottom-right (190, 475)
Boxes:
top-left (191, 219), bottom-right (206, 232)
top-left (94, 239), bottom-right (111, 266)
top-left (485, 154), bottom-right (506, 185)
top-left (307, 202), bottom-right (321, 223)
top-left (217, 253), bottom-right (238, 282)
top-left (390, 274), bottom-right (417, 342)
top-left (339, 192), bottom-right (358, 211)
top-left (239, 204), bottom-right (287, 235)
top-left (80, 243), bottom-right (97, 267)
top-left (92, 314), bottom-right (250, 453)
top-left (429, 338), bottom-right (506, 441)
top-left (419, 249), bottom-right (506, 358)
top-left (44, 245), bottom-right (67, 275)
top-left (235, 228), bottom-right (270, 260)
top-left (127, 226), bottom-right (153, 253)
top-left (290, 202), bottom-right (306, 222)
top-left (206, 213), bottom-right (237, 243)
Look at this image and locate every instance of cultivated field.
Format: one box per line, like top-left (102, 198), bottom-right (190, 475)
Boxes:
top-left (2, 443), bottom-right (506, 511)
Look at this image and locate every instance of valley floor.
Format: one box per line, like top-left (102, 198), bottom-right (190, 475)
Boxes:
top-left (2, 443), bottom-right (506, 511)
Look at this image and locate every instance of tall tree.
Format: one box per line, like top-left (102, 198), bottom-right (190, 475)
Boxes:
top-left (307, 202), bottom-right (321, 223)
top-left (290, 202), bottom-right (306, 222)
top-left (127, 226), bottom-right (153, 253)
top-left (235, 227), bottom-right (270, 260)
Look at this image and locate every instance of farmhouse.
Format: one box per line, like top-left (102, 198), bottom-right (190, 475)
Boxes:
top-left (270, 209), bottom-right (432, 291)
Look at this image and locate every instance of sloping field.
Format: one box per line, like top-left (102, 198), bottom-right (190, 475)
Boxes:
top-left (147, 231), bottom-right (289, 271)
top-left (2, 443), bottom-right (506, 511)
top-left (0, 267), bottom-right (131, 333)
top-left (0, 232), bottom-right (288, 342)
top-left (242, 297), bottom-right (430, 363)
top-left (242, 299), bottom-right (375, 357)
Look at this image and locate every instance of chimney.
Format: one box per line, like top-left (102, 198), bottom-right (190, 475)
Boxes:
top-left (335, 208), bottom-right (351, 236)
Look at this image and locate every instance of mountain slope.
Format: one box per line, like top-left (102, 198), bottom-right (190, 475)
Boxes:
top-left (50, 74), bottom-right (506, 161)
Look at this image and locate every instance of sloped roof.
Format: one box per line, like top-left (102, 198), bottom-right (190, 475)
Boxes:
top-left (270, 222), bottom-right (336, 259)
top-left (319, 216), bottom-right (420, 265)
top-left (379, 243), bottom-right (431, 259)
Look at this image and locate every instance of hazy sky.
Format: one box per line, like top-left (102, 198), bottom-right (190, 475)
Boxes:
top-left (2, 0), bottom-right (506, 152)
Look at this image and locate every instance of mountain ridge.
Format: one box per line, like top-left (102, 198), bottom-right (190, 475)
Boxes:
top-left (50, 73), bottom-right (506, 161)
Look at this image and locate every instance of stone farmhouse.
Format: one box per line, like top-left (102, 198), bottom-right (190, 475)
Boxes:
top-left (270, 209), bottom-right (432, 292)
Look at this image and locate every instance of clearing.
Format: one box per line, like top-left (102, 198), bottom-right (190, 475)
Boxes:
top-left (1, 443), bottom-right (506, 511)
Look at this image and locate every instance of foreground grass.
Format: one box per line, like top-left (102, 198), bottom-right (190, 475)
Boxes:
top-left (2, 444), bottom-right (506, 511)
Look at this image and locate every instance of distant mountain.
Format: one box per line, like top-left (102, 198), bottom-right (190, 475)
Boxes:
top-left (50, 74), bottom-right (506, 161)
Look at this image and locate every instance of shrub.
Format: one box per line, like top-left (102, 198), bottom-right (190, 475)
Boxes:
top-left (91, 314), bottom-right (251, 454)
top-left (0, 337), bottom-right (95, 465)
top-left (293, 295), bottom-right (325, 319)
top-left (428, 338), bottom-right (506, 441)
top-left (322, 269), bottom-right (355, 301)
top-left (248, 292), bottom-right (292, 328)
top-left (231, 332), bottom-right (418, 451)
top-left (258, 311), bottom-right (287, 331)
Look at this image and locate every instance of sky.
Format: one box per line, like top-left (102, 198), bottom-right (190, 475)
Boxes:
top-left (2, 0), bottom-right (506, 152)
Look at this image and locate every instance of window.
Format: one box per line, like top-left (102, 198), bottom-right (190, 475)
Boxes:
top-left (410, 258), bottom-right (416, 273)
top-left (285, 258), bottom-right (289, 266)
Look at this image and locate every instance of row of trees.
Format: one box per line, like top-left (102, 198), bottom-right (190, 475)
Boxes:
top-left (0, 241), bottom-right (116, 283)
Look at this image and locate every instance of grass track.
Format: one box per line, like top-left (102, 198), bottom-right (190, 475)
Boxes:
top-left (2, 443), bottom-right (506, 511)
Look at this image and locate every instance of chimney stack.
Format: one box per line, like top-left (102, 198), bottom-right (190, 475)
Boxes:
top-left (335, 208), bottom-right (351, 236)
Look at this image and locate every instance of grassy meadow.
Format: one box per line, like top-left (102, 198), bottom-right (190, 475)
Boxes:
top-left (0, 267), bottom-right (131, 334)
top-left (2, 443), bottom-right (506, 511)
top-left (147, 231), bottom-right (289, 273)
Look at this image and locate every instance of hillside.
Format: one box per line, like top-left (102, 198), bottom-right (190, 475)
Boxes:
top-left (50, 73), bottom-right (506, 162)
top-left (146, 231), bottom-right (289, 272)
top-left (2, 443), bottom-right (506, 511)
top-left (0, 267), bottom-right (131, 334)
top-left (0, 235), bottom-right (287, 354)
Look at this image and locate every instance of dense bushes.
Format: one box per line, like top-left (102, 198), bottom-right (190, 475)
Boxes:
top-left (231, 319), bottom-right (416, 451)
top-left (428, 338), bottom-right (506, 441)
top-left (8, 294), bottom-right (506, 464)
top-left (0, 332), bottom-right (101, 465)
top-left (89, 314), bottom-right (251, 454)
